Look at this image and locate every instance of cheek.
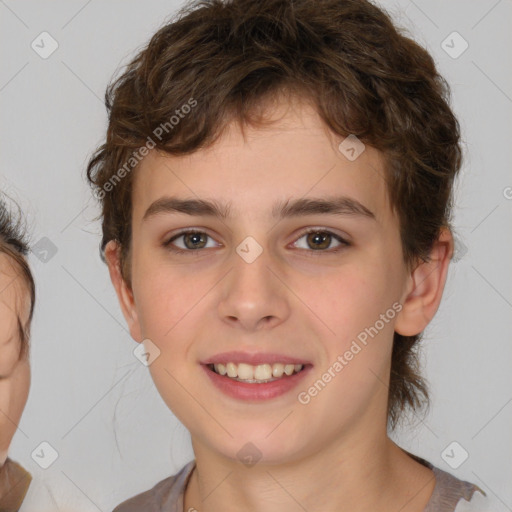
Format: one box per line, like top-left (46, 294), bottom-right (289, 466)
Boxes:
top-left (134, 263), bottom-right (205, 341)
top-left (298, 272), bottom-right (396, 418)
top-left (12, 359), bottom-right (30, 413)
top-left (306, 265), bottom-right (392, 339)
top-left (0, 360), bottom-right (30, 451)
top-left (136, 270), bottom-right (200, 418)
top-left (302, 261), bottom-right (399, 398)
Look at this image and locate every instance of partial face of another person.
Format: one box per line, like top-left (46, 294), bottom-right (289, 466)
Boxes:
top-left (0, 253), bottom-right (31, 467)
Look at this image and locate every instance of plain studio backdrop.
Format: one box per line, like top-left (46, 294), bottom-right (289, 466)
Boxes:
top-left (1, 0), bottom-right (511, 510)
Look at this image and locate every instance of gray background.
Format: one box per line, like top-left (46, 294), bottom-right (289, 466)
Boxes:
top-left (1, 0), bottom-right (511, 510)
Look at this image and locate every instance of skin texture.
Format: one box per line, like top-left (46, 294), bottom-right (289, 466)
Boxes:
top-left (0, 254), bottom-right (31, 469)
top-left (106, 97), bottom-right (453, 512)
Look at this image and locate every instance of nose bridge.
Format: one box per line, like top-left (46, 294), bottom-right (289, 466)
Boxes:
top-left (231, 233), bottom-right (276, 298)
top-left (218, 233), bottom-right (288, 328)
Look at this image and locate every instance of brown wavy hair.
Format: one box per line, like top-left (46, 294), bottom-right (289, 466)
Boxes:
top-left (0, 193), bottom-right (35, 361)
top-left (86, 0), bottom-right (462, 430)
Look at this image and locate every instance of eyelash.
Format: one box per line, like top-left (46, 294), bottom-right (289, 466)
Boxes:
top-left (162, 227), bottom-right (350, 256)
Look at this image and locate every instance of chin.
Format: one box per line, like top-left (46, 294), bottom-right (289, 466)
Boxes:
top-left (200, 428), bottom-right (308, 468)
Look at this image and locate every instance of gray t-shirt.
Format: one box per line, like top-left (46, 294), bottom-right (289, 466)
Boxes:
top-left (112, 455), bottom-right (491, 512)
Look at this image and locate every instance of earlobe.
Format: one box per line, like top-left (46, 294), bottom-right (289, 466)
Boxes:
top-left (104, 240), bottom-right (143, 342)
top-left (394, 228), bottom-right (454, 337)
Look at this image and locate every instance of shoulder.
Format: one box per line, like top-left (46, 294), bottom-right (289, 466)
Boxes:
top-left (428, 464), bottom-right (486, 511)
top-left (402, 451), bottom-right (502, 512)
top-left (112, 460), bottom-right (195, 512)
top-left (452, 490), bottom-right (503, 512)
top-left (425, 462), bottom-right (505, 512)
top-left (0, 458), bottom-right (32, 512)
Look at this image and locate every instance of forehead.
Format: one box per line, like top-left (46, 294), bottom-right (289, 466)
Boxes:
top-left (132, 99), bottom-right (393, 225)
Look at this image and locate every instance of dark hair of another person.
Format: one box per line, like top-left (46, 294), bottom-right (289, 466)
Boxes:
top-left (0, 194), bottom-right (35, 360)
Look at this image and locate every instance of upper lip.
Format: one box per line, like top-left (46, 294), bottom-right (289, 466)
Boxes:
top-left (201, 351), bottom-right (311, 366)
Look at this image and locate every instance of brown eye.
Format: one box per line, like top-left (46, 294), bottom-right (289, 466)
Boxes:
top-left (306, 231), bottom-right (331, 250)
top-left (293, 228), bottom-right (350, 254)
top-left (163, 230), bottom-right (218, 253)
top-left (181, 231), bottom-right (208, 250)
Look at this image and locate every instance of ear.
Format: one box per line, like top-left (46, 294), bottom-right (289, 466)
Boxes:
top-left (104, 240), bottom-right (143, 343)
top-left (394, 227), bottom-right (454, 336)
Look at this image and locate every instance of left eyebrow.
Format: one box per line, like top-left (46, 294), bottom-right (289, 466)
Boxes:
top-left (142, 195), bottom-right (376, 222)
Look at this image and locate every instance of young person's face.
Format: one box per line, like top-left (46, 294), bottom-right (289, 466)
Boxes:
top-left (0, 254), bottom-right (31, 467)
top-left (107, 97), bottom-right (452, 465)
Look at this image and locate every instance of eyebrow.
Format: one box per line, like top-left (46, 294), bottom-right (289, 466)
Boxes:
top-left (142, 195), bottom-right (376, 222)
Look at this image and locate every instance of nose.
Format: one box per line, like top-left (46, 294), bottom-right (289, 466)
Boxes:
top-left (217, 243), bottom-right (290, 331)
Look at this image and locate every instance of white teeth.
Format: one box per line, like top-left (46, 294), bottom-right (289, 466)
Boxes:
top-left (226, 362), bottom-right (237, 378)
top-left (212, 362), bottom-right (304, 381)
top-left (272, 363), bottom-right (284, 378)
top-left (237, 363), bottom-right (254, 380)
top-left (254, 364), bottom-right (272, 380)
top-left (284, 364), bottom-right (295, 376)
top-left (216, 363), bottom-right (227, 376)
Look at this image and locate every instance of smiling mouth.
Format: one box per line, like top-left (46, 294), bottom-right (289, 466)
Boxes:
top-left (206, 362), bottom-right (306, 383)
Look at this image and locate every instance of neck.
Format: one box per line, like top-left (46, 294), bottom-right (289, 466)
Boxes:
top-left (184, 431), bottom-right (435, 512)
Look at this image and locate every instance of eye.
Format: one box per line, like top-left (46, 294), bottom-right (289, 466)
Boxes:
top-left (163, 229), bottom-right (219, 253)
top-left (292, 228), bottom-right (350, 254)
top-left (163, 227), bottom-right (350, 255)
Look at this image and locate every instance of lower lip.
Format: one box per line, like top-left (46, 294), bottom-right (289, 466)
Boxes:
top-left (201, 364), bottom-right (312, 401)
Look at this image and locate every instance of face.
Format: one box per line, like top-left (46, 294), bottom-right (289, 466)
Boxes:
top-left (0, 254), bottom-right (31, 467)
top-left (106, 97), bottom-right (452, 466)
